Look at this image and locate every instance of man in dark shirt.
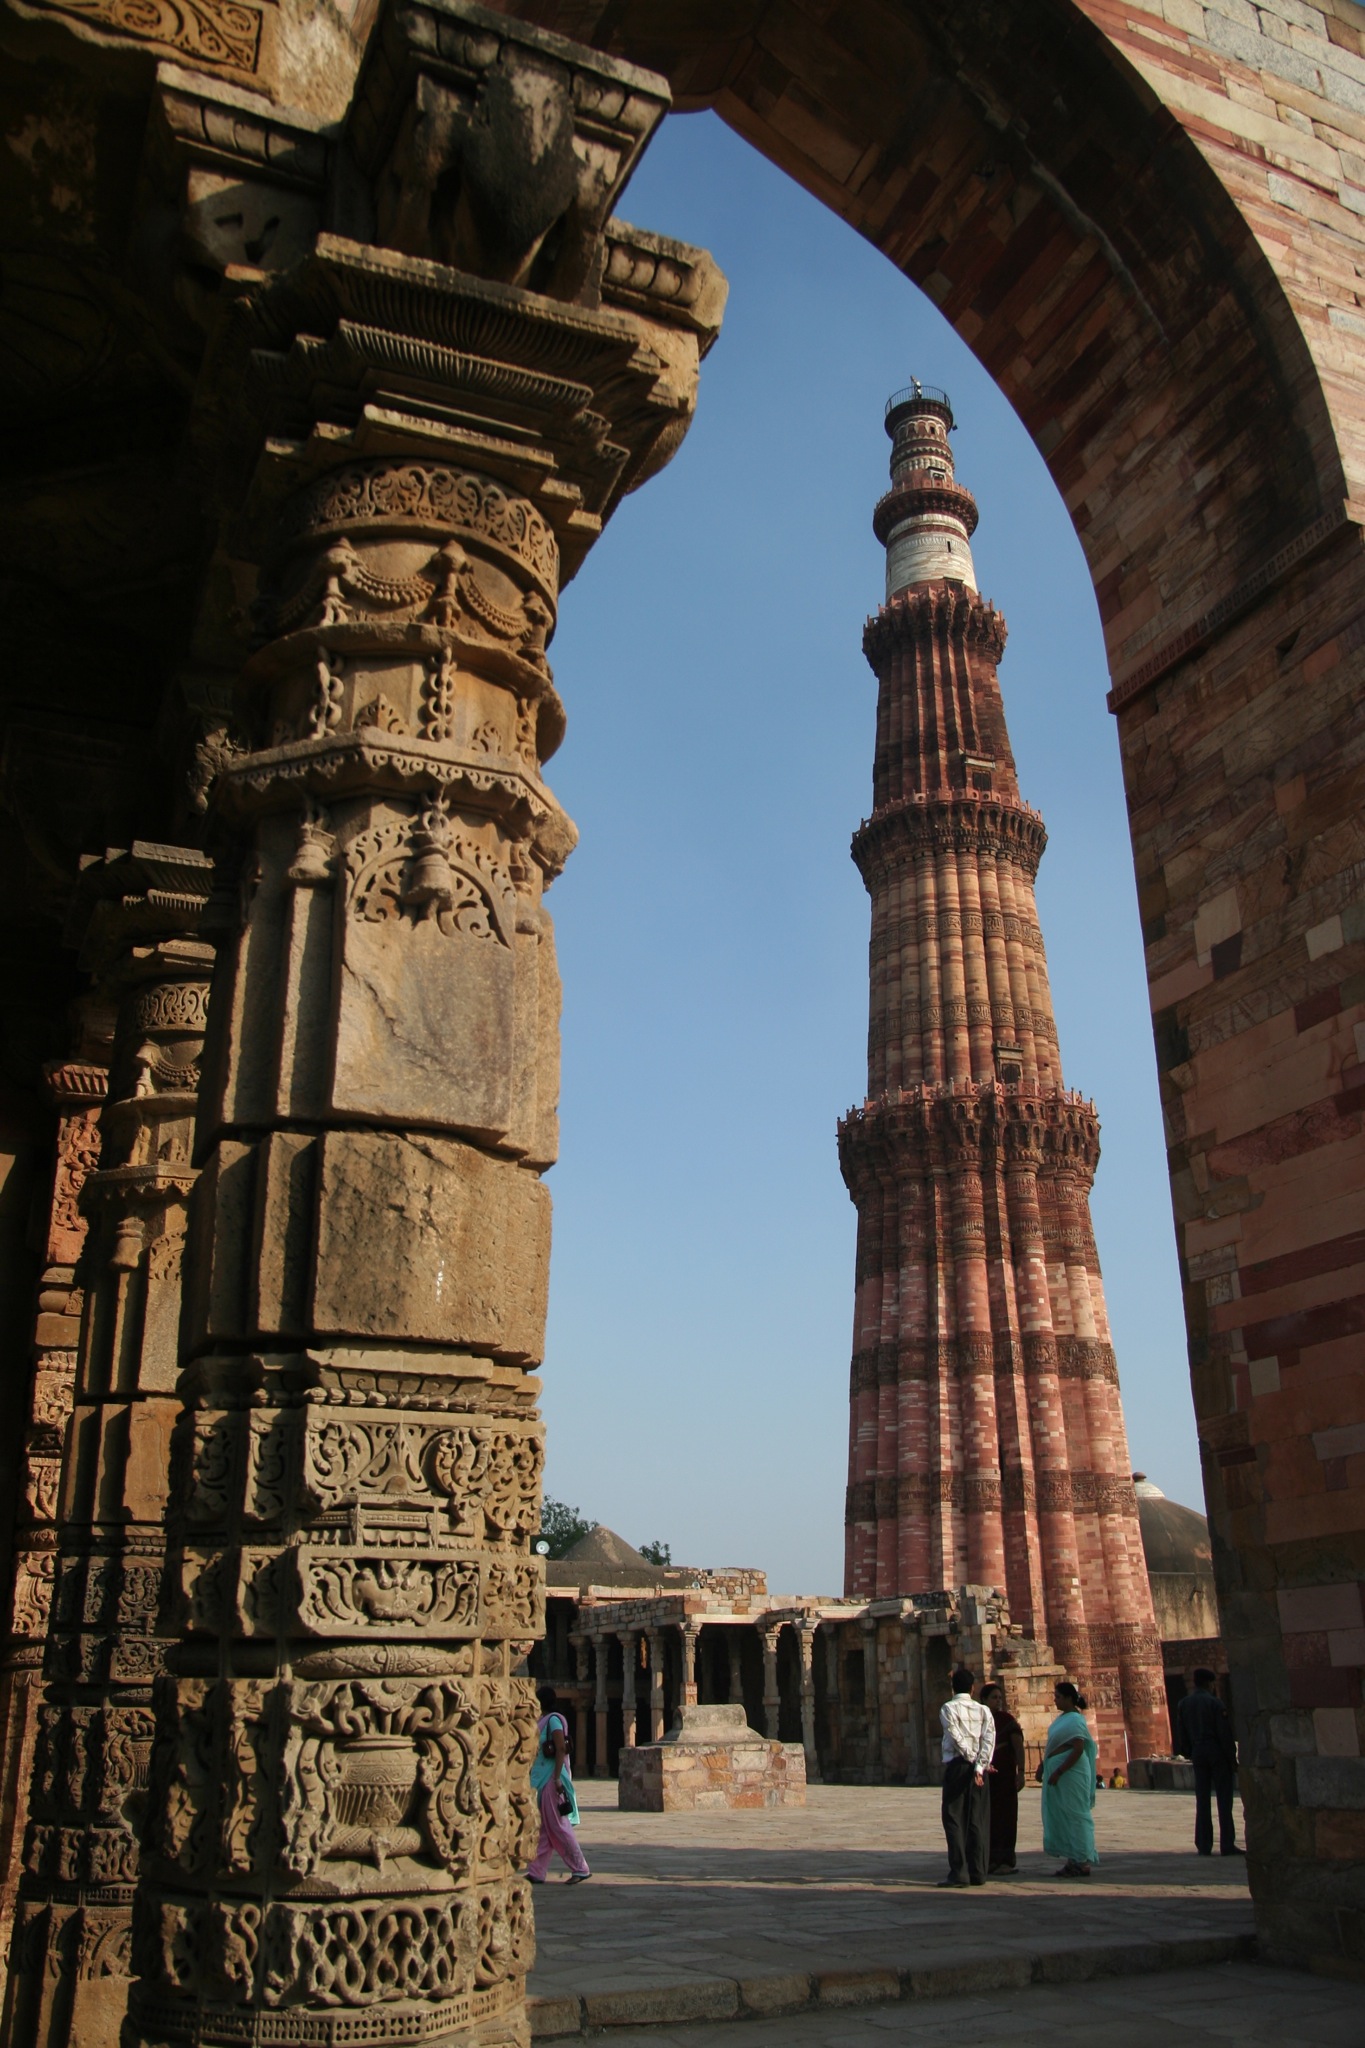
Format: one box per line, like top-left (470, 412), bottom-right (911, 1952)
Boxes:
top-left (1175, 1668), bottom-right (1243, 1857)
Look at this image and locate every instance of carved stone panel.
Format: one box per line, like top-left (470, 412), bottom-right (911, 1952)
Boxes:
top-left (333, 807), bottom-right (520, 1137)
top-left (311, 1130), bottom-right (551, 1362)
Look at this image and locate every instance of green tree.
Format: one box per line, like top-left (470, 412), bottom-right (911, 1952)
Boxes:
top-left (639, 1539), bottom-right (671, 1566)
top-left (539, 1497), bottom-right (593, 1559)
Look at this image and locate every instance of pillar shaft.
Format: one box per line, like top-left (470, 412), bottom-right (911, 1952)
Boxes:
top-left (760, 1630), bottom-right (780, 1740)
top-left (619, 1634), bottom-right (637, 1751)
top-left (680, 1624), bottom-right (701, 1710)
top-left (0, 1053), bottom-right (107, 1983)
top-left (861, 1622), bottom-right (881, 1780)
top-left (4, 853), bottom-right (212, 2048)
top-left (646, 1630), bottom-right (666, 1744)
top-left (795, 1626), bottom-right (819, 1783)
top-left (593, 1636), bottom-right (611, 1779)
top-left (726, 1632), bottom-right (744, 1712)
top-left (107, 14), bottom-right (722, 2046)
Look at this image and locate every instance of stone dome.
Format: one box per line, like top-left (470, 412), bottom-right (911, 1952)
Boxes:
top-left (545, 1524), bottom-right (674, 1590)
top-left (561, 1525), bottom-right (652, 1571)
top-left (1133, 1474), bottom-right (1213, 1577)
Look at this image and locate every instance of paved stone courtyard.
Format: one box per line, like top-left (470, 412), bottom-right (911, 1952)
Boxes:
top-left (528, 1781), bottom-right (1276, 2036)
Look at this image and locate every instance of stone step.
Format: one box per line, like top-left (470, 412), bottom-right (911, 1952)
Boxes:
top-left (527, 1928), bottom-right (1259, 2038)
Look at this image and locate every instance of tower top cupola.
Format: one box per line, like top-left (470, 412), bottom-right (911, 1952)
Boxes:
top-left (874, 380), bottom-right (980, 601)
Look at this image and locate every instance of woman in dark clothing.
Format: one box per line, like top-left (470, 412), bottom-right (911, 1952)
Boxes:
top-left (982, 1682), bottom-right (1026, 1875)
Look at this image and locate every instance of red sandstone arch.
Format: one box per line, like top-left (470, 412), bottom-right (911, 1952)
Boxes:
top-left (500, 0), bottom-right (1365, 1977)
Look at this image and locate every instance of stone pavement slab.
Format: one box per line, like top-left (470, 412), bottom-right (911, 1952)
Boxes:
top-left (577, 1963), bottom-right (1363, 2048)
top-left (528, 1782), bottom-right (1262, 2037)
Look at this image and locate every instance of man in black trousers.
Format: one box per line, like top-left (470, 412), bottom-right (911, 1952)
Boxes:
top-left (1175, 1668), bottom-right (1244, 1858)
top-left (937, 1666), bottom-right (995, 1887)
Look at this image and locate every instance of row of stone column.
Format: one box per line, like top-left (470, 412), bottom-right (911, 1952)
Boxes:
top-left (571, 1619), bottom-right (822, 1782)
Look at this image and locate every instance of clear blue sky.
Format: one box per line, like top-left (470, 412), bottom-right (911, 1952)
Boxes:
top-left (539, 110), bottom-right (1197, 1592)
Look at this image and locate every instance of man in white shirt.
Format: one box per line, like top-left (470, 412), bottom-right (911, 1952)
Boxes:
top-left (938, 1666), bottom-right (995, 1886)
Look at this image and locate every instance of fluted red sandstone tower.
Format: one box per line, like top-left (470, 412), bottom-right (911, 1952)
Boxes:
top-left (838, 384), bottom-right (1168, 1763)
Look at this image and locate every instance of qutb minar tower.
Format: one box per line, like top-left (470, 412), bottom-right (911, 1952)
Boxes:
top-left (837, 382), bottom-right (1168, 1764)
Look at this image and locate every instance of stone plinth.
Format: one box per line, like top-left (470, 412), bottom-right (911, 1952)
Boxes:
top-left (1129, 1758), bottom-right (1201, 1793)
top-left (618, 1704), bottom-right (805, 1812)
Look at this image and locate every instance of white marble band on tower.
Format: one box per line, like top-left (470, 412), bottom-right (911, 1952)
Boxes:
top-left (885, 513), bottom-right (977, 598)
top-left (879, 381), bottom-right (979, 600)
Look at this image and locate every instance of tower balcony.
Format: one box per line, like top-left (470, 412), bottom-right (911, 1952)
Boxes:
top-left (836, 1078), bottom-right (1102, 1189)
top-left (884, 383), bottom-right (954, 430)
top-left (872, 475), bottom-right (979, 547)
top-left (850, 791), bottom-right (1047, 886)
top-left (862, 584), bottom-right (1005, 665)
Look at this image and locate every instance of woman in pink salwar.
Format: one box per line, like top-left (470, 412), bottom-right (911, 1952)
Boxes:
top-left (527, 1685), bottom-right (591, 1884)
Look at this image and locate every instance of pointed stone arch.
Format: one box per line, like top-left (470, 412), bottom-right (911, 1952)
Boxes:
top-left (502, 0), bottom-right (1365, 1978)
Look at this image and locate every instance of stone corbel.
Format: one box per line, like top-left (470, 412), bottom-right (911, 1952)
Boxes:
top-left (138, 63), bottom-right (331, 335)
top-left (341, 0), bottom-right (669, 294)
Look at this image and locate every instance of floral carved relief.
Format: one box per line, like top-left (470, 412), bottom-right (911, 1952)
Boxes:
top-left (28, 0), bottom-right (262, 71)
top-left (47, 1105), bottom-right (102, 1266)
top-left (295, 1555), bottom-right (480, 1636)
top-left (286, 465), bottom-right (559, 597)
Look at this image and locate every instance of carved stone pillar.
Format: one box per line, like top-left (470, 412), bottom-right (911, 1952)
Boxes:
top-left (618, 1633), bottom-right (637, 1752)
top-left (117, 17), bottom-right (721, 2047)
top-left (726, 1632), bottom-right (744, 1713)
top-left (569, 1633), bottom-right (590, 1768)
top-left (761, 1629), bottom-right (781, 1740)
top-left (0, 1053), bottom-right (107, 1972)
top-left (862, 1619), bottom-right (882, 1781)
top-left (592, 1635), bottom-right (610, 1779)
top-left (824, 1627), bottom-right (842, 1772)
top-left (794, 1623), bottom-right (819, 1784)
top-left (680, 1622), bottom-right (701, 1709)
top-left (902, 1619), bottom-right (926, 1785)
top-left (3, 847), bottom-right (212, 2048)
top-left (646, 1629), bottom-right (665, 1744)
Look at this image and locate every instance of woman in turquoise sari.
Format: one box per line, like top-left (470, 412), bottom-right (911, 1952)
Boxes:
top-left (1040, 1681), bottom-right (1098, 1878)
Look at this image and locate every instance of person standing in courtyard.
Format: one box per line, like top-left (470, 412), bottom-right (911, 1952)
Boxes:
top-left (981, 1680), bottom-right (1025, 1875)
top-left (527, 1683), bottom-right (591, 1885)
top-left (1041, 1680), bottom-right (1098, 1878)
top-left (1175, 1667), bottom-right (1244, 1859)
top-left (937, 1666), bottom-right (995, 1888)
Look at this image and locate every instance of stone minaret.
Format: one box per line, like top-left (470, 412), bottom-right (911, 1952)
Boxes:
top-left (838, 383), bottom-right (1168, 1764)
